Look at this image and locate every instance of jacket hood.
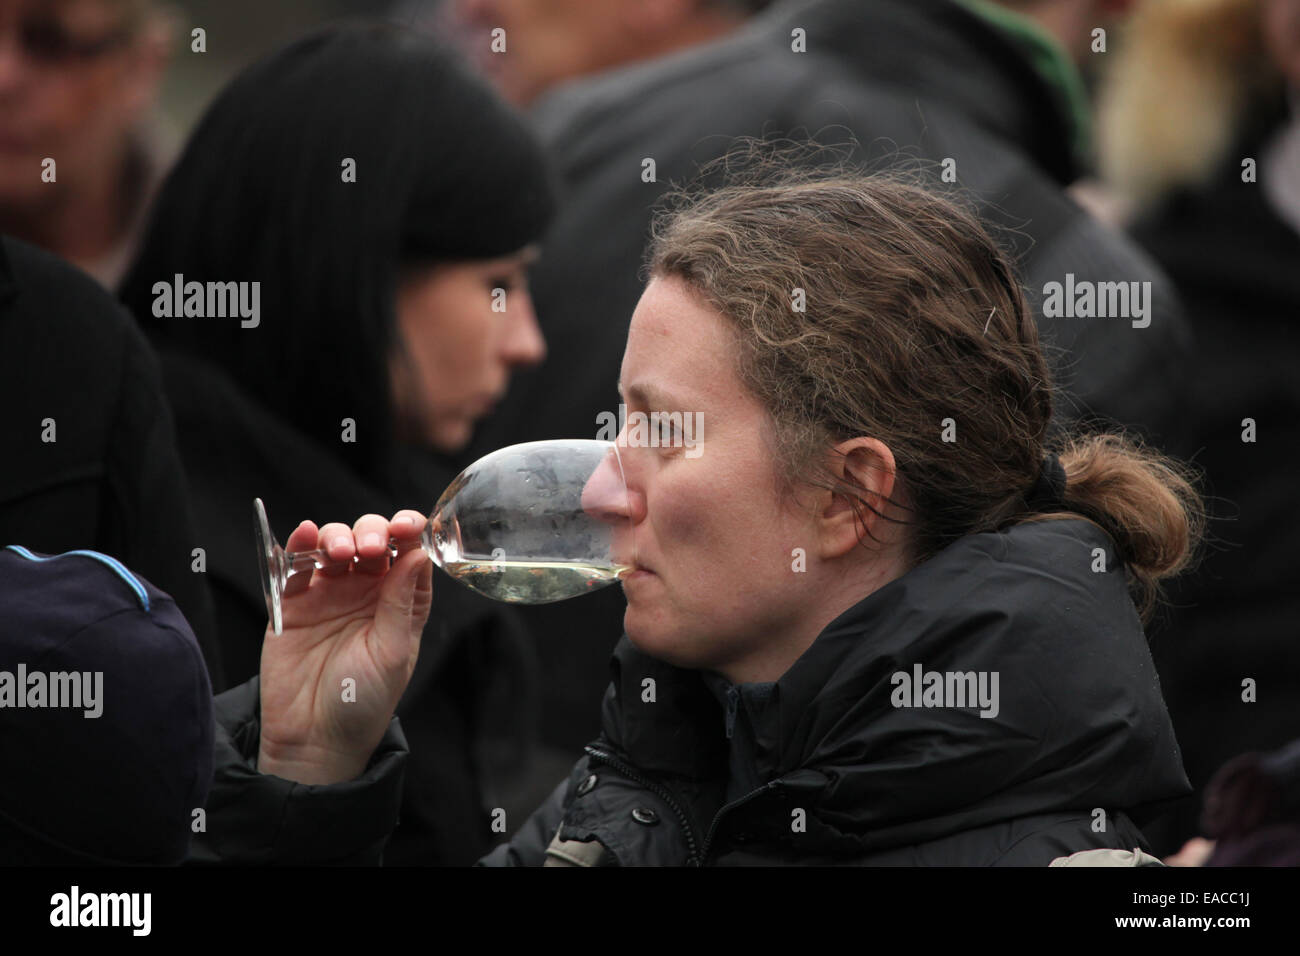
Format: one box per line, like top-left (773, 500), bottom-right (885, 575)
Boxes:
top-left (599, 518), bottom-right (1190, 852)
top-left (780, 0), bottom-right (1082, 183)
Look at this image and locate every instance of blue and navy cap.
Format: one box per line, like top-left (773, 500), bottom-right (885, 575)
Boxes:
top-left (0, 546), bottom-right (215, 864)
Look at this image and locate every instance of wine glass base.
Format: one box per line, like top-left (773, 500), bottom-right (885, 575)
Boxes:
top-left (253, 497), bottom-right (284, 635)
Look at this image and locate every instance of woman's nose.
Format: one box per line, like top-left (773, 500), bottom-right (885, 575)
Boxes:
top-left (581, 445), bottom-right (644, 526)
top-left (501, 289), bottom-right (546, 367)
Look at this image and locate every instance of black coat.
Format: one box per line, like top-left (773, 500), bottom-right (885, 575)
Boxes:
top-left (188, 676), bottom-right (409, 866)
top-left (1129, 100), bottom-right (1300, 853)
top-left (156, 349), bottom-right (536, 865)
top-left (0, 236), bottom-right (224, 686)
top-left (462, 0), bottom-right (1197, 756)
top-left (481, 519), bottom-right (1189, 865)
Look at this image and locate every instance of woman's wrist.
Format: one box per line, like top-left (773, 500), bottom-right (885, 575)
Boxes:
top-left (257, 737), bottom-right (369, 786)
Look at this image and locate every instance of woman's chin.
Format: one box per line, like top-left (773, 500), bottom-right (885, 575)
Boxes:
top-left (427, 417), bottom-right (474, 454)
top-left (624, 607), bottom-right (664, 655)
top-left (624, 608), bottom-right (700, 669)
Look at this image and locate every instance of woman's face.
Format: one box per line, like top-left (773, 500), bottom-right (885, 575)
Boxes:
top-left (393, 247), bottom-right (545, 452)
top-left (612, 275), bottom-right (835, 681)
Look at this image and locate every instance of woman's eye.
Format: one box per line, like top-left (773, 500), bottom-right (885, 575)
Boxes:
top-left (488, 276), bottom-right (517, 292)
top-left (656, 417), bottom-right (683, 452)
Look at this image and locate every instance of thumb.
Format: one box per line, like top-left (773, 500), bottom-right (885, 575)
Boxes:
top-left (373, 549), bottom-right (431, 661)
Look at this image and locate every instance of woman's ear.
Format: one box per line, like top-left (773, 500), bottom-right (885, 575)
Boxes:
top-left (815, 437), bottom-right (898, 560)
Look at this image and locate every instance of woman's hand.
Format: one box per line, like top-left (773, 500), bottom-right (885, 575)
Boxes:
top-left (257, 510), bottom-right (432, 785)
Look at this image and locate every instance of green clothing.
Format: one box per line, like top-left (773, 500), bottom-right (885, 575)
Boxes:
top-left (958, 0), bottom-right (1093, 168)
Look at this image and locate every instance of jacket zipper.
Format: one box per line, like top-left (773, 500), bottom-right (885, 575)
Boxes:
top-left (698, 780), bottom-right (781, 865)
top-left (584, 745), bottom-right (704, 866)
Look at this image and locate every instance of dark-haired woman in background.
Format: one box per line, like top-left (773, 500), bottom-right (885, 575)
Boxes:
top-left (119, 22), bottom-right (555, 865)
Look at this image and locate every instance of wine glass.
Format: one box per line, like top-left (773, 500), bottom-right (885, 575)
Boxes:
top-left (253, 439), bottom-right (634, 635)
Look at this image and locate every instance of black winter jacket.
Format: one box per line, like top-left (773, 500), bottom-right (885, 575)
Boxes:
top-left (188, 676), bottom-right (409, 865)
top-left (0, 236), bottom-right (224, 685)
top-left (480, 519), bottom-right (1189, 866)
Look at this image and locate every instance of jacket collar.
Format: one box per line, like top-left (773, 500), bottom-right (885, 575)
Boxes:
top-left (763, 0), bottom-right (1082, 185)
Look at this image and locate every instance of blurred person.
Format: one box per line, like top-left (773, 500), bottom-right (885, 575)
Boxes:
top-left (0, 234), bottom-right (224, 685)
top-left (1201, 738), bottom-right (1300, 866)
top-left (0, 0), bottom-right (173, 288)
top-left (483, 166), bottom-right (1203, 865)
top-left (0, 542), bottom-right (216, 864)
top-left (1, 508), bottom-right (429, 865)
top-left (439, 0), bottom-right (774, 106)
top-left (460, 0), bottom-right (1197, 769)
top-left (1166, 736), bottom-right (1300, 867)
top-left (1095, 0), bottom-right (1300, 856)
top-left (118, 22), bottom-right (555, 865)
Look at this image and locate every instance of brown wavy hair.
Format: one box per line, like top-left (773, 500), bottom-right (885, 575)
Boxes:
top-left (646, 151), bottom-right (1204, 622)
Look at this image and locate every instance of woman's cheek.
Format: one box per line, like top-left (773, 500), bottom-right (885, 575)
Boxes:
top-left (651, 479), bottom-right (712, 573)
top-left (449, 301), bottom-right (501, 387)
top-left (431, 327), bottom-right (484, 399)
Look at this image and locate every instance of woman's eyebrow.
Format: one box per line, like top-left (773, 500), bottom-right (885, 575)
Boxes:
top-left (498, 247), bottom-right (539, 270)
top-left (618, 382), bottom-right (685, 408)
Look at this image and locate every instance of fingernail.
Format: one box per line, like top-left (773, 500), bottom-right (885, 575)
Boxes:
top-left (331, 537), bottom-right (350, 554)
top-left (398, 515), bottom-right (419, 528)
top-left (362, 533), bottom-right (382, 550)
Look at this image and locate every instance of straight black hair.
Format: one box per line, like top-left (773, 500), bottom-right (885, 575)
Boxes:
top-left (120, 20), bottom-right (554, 480)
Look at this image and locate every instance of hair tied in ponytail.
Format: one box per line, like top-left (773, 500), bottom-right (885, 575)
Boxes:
top-left (1025, 454), bottom-right (1068, 511)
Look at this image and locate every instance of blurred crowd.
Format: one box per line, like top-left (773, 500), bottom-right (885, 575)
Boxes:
top-left (1, 0), bottom-right (1297, 866)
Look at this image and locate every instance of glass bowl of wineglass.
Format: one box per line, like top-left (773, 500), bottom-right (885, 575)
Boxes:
top-left (253, 439), bottom-right (634, 635)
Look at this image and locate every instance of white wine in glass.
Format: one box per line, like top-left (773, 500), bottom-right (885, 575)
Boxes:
top-left (254, 439), bottom-right (634, 634)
